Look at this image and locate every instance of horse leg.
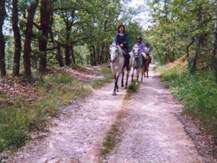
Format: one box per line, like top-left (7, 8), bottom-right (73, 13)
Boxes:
top-left (147, 61), bottom-right (151, 78)
top-left (136, 69), bottom-right (139, 82)
top-left (115, 74), bottom-right (120, 94)
top-left (131, 69), bottom-right (134, 82)
top-left (125, 70), bottom-right (129, 89)
top-left (141, 68), bottom-right (144, 82)
top-left (115, 73), bottom-right (119, 92)
top-left (147, 67), bottom-right (149, 78)
top-left (113, 75), bottom-right (117, 95)
top-left (144, 64), bottom-right (147, 78)
top-left (121, 70), bottom-right (124, 87)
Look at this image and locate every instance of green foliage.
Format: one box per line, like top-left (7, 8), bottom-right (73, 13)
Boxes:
top-left (0, 72), bottom-right (90, 152)
top-left (2, 0), bottom-right (145, 75)
top-left (74, 45), bottom-right (90, 65)
top-left (147, 0), bottom-right (216, 68)
top-left (161, 66), bottom-right (217, 136)
top-left (127, 81), bottom-right (139, 93)
top-left (127, 22), bottom-right (143, 48)
top-left (0, 105), bottom-right (28, 151)
top-left (0, 65), bottom-right (113, 152)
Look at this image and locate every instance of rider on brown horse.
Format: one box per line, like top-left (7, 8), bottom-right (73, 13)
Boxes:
top-left (135, 36), bottom-right (152, 77)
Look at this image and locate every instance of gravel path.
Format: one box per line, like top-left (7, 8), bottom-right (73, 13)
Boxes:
top-left (5, 65), bottom-right (206, 163)
top-left (6, 82), bottom-right (127, 163)
top-left (106, 66), bottom-right (204, 163)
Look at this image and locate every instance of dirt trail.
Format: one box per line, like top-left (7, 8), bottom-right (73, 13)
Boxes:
top-left (105, 65), bottom-right (204, 162)
top-left (6, 65), bottom-right (206, 163)
top-left (6, 82), bottom-right (127, 163)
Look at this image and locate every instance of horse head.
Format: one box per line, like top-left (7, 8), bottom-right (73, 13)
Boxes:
top-left (110, 44), bottom-right (121, 63)
top-left (132, 45), bottom-right (140, 59)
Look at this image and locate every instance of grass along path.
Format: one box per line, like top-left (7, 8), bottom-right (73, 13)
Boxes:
top-left (0, 65), bottom-right (111, 157)
top-left (3, 68), bottom-right (127, 162)
top-left (160, 64), bottom-right (217, 160)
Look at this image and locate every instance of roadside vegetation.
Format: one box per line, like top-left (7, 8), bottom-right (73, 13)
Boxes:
top-left (0, 66), bottom-right (112, 152)
top-left (160, 62), bottom-right (217, 137)
top-left (146, 0), bottom-right (217, 141)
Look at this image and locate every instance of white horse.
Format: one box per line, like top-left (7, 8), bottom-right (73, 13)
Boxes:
top-left (130, 45), bottom-right (146, 82)
top-left (110, 44), bottom-right (124, 95)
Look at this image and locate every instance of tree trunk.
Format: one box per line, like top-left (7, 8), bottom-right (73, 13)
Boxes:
top-left (71, 43), bottom-right (75, 65)
top-left (212, 21), bottom-right (217, 82)
top-left (212, 0), bottom-right (217, 82)
top-left (64, 22), bottom-right (72, 66)
top-left (103, 45), bottom-right (109, 64)
top-left (99, 44), bottom-right (105, 64)
top-left (65, 43), bottom-right (72, 66)
top-left (190, 6), bottom-right (203, 73)
top-left (56, 42), bottom-right (64, 67)
top-left (213, 1), bottom-right (217, 56)
top-left (23, 0), bottom-right (38, 79)
top-left (12, 0), bottom-right (22, 76)
top-left (91, 46), bottom-right (96, 66)
top-left (65, 26), bottom-right (72, 66)
top-left (39, 0), bottom-right (52, 73)
top-left (0, 0), bottom-right (6, 77)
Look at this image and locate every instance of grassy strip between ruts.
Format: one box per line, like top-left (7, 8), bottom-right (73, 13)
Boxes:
top-left (160, 65), bottom-right (217, 137)
top-left (0, 65), bottom-right (112, 153)
top-left (127, 81), bottom-right (140, 93)
top-left (100, 82), bottom-right (139, 158)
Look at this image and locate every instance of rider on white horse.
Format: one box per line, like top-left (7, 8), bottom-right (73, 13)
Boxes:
top-left (114, 24), bottom-right (130, 71)
top-left (113, 24), bottom-right (130, 88)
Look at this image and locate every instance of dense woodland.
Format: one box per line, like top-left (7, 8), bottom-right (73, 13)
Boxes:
top-left (0, 0), bottom-right (143, 80)
top-left (147, 0), bottom-right (217, 74)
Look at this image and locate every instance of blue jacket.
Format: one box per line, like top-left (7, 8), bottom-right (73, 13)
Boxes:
top-left (115, 33), bottom-right (130, 52)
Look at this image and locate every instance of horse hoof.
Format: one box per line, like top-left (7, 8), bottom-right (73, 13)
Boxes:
top-left (113, 92), bottom-right (117, 96)
top-left (125, 86), bottom-right (128, 89)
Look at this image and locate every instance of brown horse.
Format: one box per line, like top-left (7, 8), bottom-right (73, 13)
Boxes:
top-left (143, 54), bottom-right (151, 78)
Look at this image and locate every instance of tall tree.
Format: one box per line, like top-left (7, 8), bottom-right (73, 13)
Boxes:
top-left (23, 0), bottom-right (38, 79)
top-left (61, 10), bottom-right (74, 66)
top-left (39, 0), bottom-right (52, 73)
top-left (12, 0), bottom-right (22, 76)
top-left (0, 0), bottom-right (6, 77)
